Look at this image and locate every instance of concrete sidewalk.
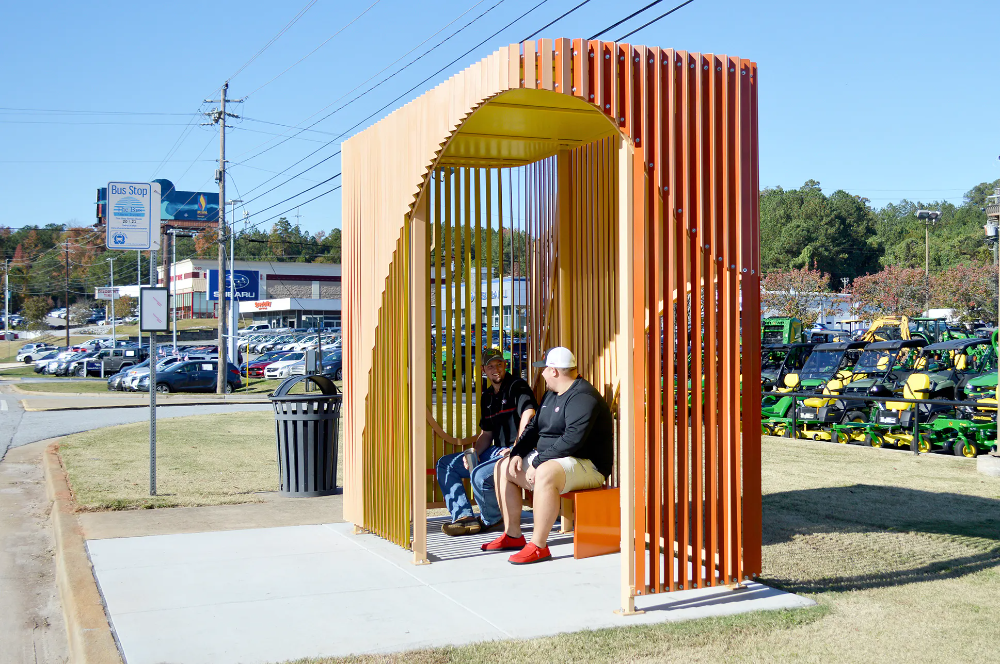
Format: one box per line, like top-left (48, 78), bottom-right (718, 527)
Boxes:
top-left (86, 517), bottom-right (813, 664)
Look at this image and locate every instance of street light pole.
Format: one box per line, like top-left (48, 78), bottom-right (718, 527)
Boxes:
top-left (915, 209), bottom-right (940, 314)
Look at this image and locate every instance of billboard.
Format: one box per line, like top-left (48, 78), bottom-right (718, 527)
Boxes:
top-left (97, 178), bottom-right (219, 224)
top-left (207, 269), bottom-right (260, 301)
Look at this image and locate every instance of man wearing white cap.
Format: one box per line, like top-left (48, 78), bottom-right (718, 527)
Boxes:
top-left (482, 346), bottom-right (613, 564)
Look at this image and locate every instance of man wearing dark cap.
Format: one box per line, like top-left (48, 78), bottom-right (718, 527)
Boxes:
top-left (435, 351), bottom-right (536, 536)
top-left (483, 346), bottom-right (613, 564)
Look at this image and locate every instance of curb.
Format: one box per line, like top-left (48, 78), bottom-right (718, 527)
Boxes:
top-left (43, 441), bottom-right (123, 664)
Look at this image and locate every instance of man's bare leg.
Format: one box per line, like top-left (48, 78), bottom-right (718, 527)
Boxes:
top-left (500, 457), bottom-right (527, 538)
top-left (493, 458), bottom-right (506, 525)
top-left (526, 461), bottom-right (566, 548)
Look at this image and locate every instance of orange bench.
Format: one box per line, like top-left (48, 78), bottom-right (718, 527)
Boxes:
top-left (558, 487), bottom-right (620, 559)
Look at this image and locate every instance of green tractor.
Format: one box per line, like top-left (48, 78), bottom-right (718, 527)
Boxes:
top-left (762, 317), bottom-right (806, 345)
top-left (760, 343), bottom-right (814, 394)
top-left (907, 317), bottom-right (973, 344)
top-left (761, 341), bottom-right (866, 434)
top-left (794, 338), bottom-right (927, 442)
top-left (962, 330), bottom-right (998, 400)
top-left (840, 339), bottom-right (994, 454)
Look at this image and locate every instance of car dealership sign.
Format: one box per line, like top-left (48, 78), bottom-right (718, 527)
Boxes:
top-left (207, 269), bottom-right (259, 301)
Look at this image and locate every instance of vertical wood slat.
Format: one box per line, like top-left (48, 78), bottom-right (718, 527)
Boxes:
top-left (707, 54), bottom-right (722, 586)
top-left (663, 47), bottom-right (677, 592)
top-left (743, 59), bottom-right (763, 579)
top-left (464, 168), bottom-right (473, 438)
top-left (646, 46), bottom-right (663, 593)
top-left (691, 52), bottom-right (706, 589)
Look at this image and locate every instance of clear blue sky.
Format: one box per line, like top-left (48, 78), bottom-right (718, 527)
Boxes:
top-left (1, 0), bottom-right (996, 237)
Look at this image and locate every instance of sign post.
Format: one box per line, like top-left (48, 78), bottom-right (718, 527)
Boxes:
top-left (106, 181), bottom-right (161, 495)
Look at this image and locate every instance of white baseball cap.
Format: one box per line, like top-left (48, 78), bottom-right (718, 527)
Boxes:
top-left (532, 346), bottom-right (577, 369)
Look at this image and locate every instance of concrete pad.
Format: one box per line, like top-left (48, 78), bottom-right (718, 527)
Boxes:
top-left (88, 518), bottom-right (813, 664)
top-left (977, 454), bottom-right (1000, 477)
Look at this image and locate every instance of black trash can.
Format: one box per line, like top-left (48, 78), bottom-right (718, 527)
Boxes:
top-left (270, 374), bottom-right (342, 497)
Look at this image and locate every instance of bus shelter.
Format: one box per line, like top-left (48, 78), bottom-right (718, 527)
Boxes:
top-left (342, 38), bottom-right (761, 614)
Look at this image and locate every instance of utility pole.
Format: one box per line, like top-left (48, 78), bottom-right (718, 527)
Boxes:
top-left (204, 82), bottom-right (243, 393)
top-left (4, 259), bottom-right (9, 357)
top-left (64, 241), bottom-right (70, 348)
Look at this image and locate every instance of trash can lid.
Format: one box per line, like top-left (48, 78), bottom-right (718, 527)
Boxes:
top-left (270, 374), bottom-right (340, 397)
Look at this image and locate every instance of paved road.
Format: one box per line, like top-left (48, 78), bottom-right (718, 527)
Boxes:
top-left (0, 391), bottom-right (271, 461)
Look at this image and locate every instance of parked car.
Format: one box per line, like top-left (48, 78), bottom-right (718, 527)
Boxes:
top-left (41, 351), bottom-right (74, 374)
top-left (136, 360), bottom-right (242, 394)
top-left (32, 350), bottom-right (60, 373)
top-left (56, 351), bottom-right (98, 376)
top-left (290, 350), bottom-right (343, 380)
top-left (17, 343), bottom-right (56, 363)
top-left (243, 323), bottom-right (271, 332)
top-left (240, 350), bottom-right (292, 378)
top-left (80, 346), bottom-right (149, 377)
top-left (122, 355), bottom-right (212, 390)
top-left (263, 352), bottom-right (306, 380)
top-left (106, 371), bottom-right (127, 391)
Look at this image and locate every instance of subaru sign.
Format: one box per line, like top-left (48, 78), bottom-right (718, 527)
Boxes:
top-left (207, 270), bottom-right (259, 301)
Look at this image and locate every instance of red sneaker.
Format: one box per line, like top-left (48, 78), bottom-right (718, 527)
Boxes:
top-left (480, 533), bottom-right (526, 551)
top-left (508, 542), bottom-right (551, 565)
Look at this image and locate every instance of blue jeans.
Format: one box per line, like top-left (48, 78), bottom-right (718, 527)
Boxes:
top-left (436, 446), bottom-right (505, 527)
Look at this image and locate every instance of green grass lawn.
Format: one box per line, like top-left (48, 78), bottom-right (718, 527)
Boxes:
top-left (61, 411), bottom-right (281, 509)
top-left (282, 438), bottom-right (1000, 664)
top-left (2, 366), bottom-right (41, 377)
top-left (16, 380), bottom-right (110, 393)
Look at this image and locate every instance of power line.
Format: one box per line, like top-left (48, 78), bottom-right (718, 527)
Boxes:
top-left (228, 0), bottom-right (504, 171)
top-left (589, 0), bottom-right (674, 39)
top-left (524, 0), bottom-right (592, 40)
top-left (615, 0), bottom-right (695, 41)
top-left (227, 0), bottom-right (319, 82)
top-left (242, 0), bottom-right (385, 99)
top-left (0, 107), bottom-right (198, 116)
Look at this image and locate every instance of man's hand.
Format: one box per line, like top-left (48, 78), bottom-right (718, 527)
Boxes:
top-left (498, 447), bottom-right (512, 458)
top-left (510, 455), bottom-right (523, 474)
top-left (525, 464), bottom-right (536, 489)
top-left (462, 455), bottom-right (469, 470)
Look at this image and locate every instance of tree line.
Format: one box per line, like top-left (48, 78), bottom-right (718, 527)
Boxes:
top-left (0, 218), bottom-right (342, 322)
top-left (762, 177), bottom-right (1000, 325)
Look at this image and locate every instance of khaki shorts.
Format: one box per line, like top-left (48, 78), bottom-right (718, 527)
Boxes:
top-left (554, 456), bottom-right (606, 492)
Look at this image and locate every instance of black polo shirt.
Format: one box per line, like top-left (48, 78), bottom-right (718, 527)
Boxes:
top-left (479, 373), bottom-right (537, 448)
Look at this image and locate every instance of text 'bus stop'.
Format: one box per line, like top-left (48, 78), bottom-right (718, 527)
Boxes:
top-left (342, 38), bottom-right (761, 614)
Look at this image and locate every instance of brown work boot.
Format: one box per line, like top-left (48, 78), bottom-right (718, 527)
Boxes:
top-left (441, 516), bottom-right (482, 537)
top-left (479, 519), bottom-right (503, 533)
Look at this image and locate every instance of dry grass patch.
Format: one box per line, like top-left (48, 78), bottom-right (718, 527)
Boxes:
top-left (60, 411), bottom-right (279, 509)
top-left (15, 380), bottom-right (110, 393)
